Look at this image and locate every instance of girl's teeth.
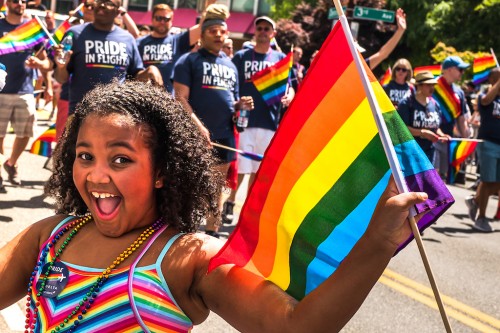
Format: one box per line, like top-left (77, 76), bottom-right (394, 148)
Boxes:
top-left (91, 192), bottom-right (115, 198)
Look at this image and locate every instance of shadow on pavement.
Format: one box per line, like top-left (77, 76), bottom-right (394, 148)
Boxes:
top-left (0, 215), bottom-right (13, 222)
top-left (430, 222), bottom-right (498, 236)
top-left (0, 193), bottom-right (53, 210)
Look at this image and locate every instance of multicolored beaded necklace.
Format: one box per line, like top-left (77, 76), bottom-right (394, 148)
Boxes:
top-left (25, 215), bottom-right (164, 333)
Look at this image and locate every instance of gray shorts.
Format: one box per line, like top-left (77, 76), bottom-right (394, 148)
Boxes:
top-left (0, 93), bottom-right (36, 138)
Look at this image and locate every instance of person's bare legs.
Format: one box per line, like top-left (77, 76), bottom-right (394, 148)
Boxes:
top-left (476, 182), bottom-right (500, 218)
top-left (8, 136), bottom-right (29, 166)
top-left (3, 136), bottom-right (30, 185)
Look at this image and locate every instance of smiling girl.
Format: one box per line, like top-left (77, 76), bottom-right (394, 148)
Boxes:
top-left (0, 80), bottom-right (427, 333)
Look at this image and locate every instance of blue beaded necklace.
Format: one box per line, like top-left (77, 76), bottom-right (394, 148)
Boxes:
top-left (25, 215), bottom-right (164, 333)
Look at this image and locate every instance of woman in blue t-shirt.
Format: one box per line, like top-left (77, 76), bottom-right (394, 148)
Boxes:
top-left (383, 58), bottom-right (414, 109)
top-left (397, 71), bottom-right (449, 162)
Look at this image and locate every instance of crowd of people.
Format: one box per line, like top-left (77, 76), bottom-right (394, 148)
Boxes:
top-left (0, 0), bottom-right (498, 331)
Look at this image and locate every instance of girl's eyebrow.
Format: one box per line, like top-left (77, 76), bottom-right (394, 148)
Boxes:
top-left (75, 141), bottom-right (90, 148)
top-left (107, 141), bottom-right (137, 151)
top-left (75, 141), bottom-right (137, 152)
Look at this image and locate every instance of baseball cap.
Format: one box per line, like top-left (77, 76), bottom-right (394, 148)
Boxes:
top-left (414, 71), bottom-right (438, 85)
top-left (442, 56), bottom-right (470, 70)
top-left (254, 16), bottom-right (276, 30)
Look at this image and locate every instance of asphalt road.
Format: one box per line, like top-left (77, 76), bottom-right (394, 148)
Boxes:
top-left (1, 115), bottom-right (499, 333)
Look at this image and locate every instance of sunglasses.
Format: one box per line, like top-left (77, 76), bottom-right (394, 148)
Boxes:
top-left (96, 0), bottom-right (117, 9)
top-left (9, 0), bottom-right (27, 4)
top-left (395, 67), bottom-right (409, 73)
top-left (223, 45), bottom-right (233, 49)
top-left (256, 26), bottom-right (271, 32)
top-left (84, 2), bottom-right (95, 9)
top-left (154, 16), bottom-right (172, 23)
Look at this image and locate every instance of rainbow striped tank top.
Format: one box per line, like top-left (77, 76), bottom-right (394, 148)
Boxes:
top-left (28, 217), bottom-right (193, 332)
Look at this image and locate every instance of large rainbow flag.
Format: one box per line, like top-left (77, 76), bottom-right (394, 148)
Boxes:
top-left (379, 66), bottom-right (392, 85)
top-left (433, 76), bottom-right (462, 124)
top-left (0, 18), bottom-right (48, 55)
top-left (472, 55), bottom-right (497, 85)
top-left (447, 140), bottom-right (478, 184)
top-left (30, 124), bottom-right (56, 157)
top-left (414, 65), bottom-right (441, 78)
top-left (251, 52), bottom-right (293, 106)
top-left (208, 20), bottom-right (453, 300)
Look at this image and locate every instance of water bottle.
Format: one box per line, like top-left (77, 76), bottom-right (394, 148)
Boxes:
top-left (236, 108), bottom-right (249, 128)
top-left (57, 33), bottom-right (73, 65)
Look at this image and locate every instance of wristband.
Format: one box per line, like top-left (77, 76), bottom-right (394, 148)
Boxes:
top-left (120, 11), bottom-right (127, 16)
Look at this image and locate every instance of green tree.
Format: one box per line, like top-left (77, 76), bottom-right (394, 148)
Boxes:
top-left (272, 0), bottom-right (499, 75)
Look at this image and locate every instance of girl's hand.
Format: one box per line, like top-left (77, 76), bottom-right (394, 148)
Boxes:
top-left (367, 177), bottom-right (428, 250)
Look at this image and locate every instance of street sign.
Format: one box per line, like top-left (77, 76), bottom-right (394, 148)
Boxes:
top-left (328, 6), bottom-right (346, 20)
top-left (353, 6), bottom-right (395, 23)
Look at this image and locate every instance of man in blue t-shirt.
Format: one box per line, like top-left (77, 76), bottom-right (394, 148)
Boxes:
top-left (232, 16), bottom-right (294, 192)
top-left (137, 3), bottom-right (201, 94)
top-left (54, 0), bottom-right (162, 114)
top-left (432, 55), bottom-right (471, 181)
top-left (173, 15), bottom-right (253, 238)
top-left (465, 68), bottom-right (500, 233)
top-left (0, 0), bottom-right (52, 189)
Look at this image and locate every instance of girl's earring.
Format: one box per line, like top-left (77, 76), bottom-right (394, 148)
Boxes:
top-left (155, 180), bottom-right (162, 188)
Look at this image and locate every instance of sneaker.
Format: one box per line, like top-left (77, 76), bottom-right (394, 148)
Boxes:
top-left (3, 161), bottom-right (20, 186)
top-left (205, 230), bottom-right (220, 238)
top-left (465, 195), bottom-right (478, 222)
top-left (222, 201), bottom-right (235, 224)
top-left (472, 217), bottom-right (493, 232)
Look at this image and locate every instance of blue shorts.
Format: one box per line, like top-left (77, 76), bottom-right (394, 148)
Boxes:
top-left (478, 140), bottom-right (500, 182)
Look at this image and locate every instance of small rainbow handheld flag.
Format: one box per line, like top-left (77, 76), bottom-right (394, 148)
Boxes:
top-left (380, 66), bottom-right (391, 85)
top-left (447, 140), bottom-right (478, 184)
top-left (209, 19), bottom-right (453, 300)
top-left (472, 55), bottom-right (497, 85)
top-left (0, 18), bottom-right (49, 55)
top-left (30, 124), bottom-right (56, 157)
top-left (433, 76), bottom-right (462, 124)
top-left (47, 19), bottom-right (71, 48)
top-left (251, 52), bottom-right (293, 106)
top-left (414, 65), bottom-right (441, 78)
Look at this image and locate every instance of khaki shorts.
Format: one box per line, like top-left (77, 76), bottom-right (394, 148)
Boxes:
top-left (0, 94), bottom-right (36, 138)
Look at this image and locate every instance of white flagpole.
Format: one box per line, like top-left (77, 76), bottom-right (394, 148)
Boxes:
top-left (34, 15), bottom-right (57, 47)
top-left (449, 138), bottom-right (483, 143)
top-left (490, 48), bottom-right (499, 68)
top-left (332, 1), bottom-right (453, 332)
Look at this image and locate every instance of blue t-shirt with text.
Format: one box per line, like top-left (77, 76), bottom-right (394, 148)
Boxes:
top-left (65, 23), bottom-right (144, 112)
top-left (383, 80), bottom-right (414, 109)
top-left (398, 94), bottom-right (441, 153)
top-left (232, 48), bottom-right (287, 131)
top-left (137, 31), bottom-right (190, 93)
top-left (174, 48), bottom-right (238, 140)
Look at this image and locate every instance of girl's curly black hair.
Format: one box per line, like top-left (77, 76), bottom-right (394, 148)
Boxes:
top-left (45, 80), bottom-right (224, 233)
